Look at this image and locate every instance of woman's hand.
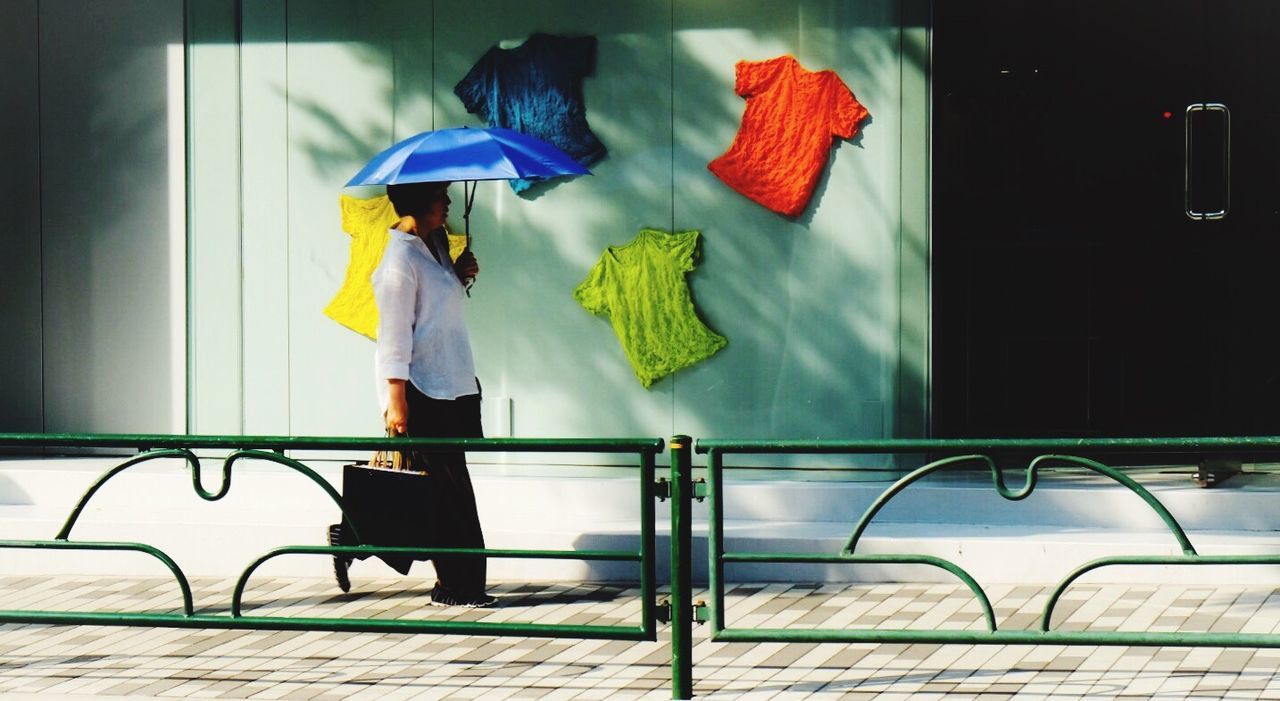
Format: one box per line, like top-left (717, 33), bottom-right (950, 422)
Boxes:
top-left (384, 379), bottom-right (409, 435)
top-left (454, 250), bottom-right (480, 283)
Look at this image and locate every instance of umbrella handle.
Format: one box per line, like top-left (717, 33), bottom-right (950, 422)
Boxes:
top-left (445, 212), bottom-right (475, 297)
top-left (462, 197), bottom-right (475, 296)
top-left (464, 232), bottom-right (473, 294)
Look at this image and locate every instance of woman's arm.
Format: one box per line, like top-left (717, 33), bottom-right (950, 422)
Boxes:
top-left (373, 256), bottom-right (416, 433)
top-left (385, 379), bottom-right (408, 434)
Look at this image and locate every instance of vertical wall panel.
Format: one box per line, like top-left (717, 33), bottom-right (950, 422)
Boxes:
top-left (284, 1), bottom-right (398, 437)
top-left (240, 0), bottom-right (291, 435)
top-left (896, 0), bottom-right (931, 440)
top-left (0, 0), bottom-right (43, 432)
top-left (672, 0), bottom-right (905, 462)
top-left (188, 0), bottom-right (244, 434)
top-left (389, 0), bottom-right (435, 142)
top-left (39, 0), bottom-right (185, 433)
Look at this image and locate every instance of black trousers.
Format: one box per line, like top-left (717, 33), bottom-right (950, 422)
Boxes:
top-left (406, 381), bottom-right (487, 596)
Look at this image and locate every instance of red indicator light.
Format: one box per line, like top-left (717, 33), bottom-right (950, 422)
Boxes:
top-left (1163, 111), bottom-right (1173, 119)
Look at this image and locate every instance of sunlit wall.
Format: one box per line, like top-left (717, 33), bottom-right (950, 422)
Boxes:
top-left (2, 0), bottom-right (929, 462)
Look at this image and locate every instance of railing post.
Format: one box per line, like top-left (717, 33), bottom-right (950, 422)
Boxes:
top-left (670, 434), bottom-right (693, 700)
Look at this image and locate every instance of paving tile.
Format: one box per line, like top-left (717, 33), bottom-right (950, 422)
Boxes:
top-left (7, 578), bottom-right (1280, 698)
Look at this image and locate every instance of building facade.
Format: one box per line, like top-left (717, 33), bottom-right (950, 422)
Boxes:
top-left (2, 0), bottom-right (930, 471)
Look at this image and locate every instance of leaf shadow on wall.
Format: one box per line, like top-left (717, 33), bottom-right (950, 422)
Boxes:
top-left (276, 0), bottom-right (927, 458)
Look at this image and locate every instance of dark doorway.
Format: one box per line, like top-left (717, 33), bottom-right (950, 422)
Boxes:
top-left (932, 1), bottom-right (1280, 438)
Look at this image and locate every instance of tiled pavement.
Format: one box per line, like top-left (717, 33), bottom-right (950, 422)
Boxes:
top-left (3, 576), bottom-right (1280, 699)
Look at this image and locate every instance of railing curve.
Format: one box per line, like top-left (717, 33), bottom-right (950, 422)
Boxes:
top-left (0, 432), bottom-right (665, 646)
top-left (843, 453), bottom-right (1198, 556)
top-left (695, 436), bottom-right (1280, 662)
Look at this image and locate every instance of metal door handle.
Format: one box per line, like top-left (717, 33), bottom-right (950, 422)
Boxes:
top-left (1185, 103), bottom-right (1231, 220)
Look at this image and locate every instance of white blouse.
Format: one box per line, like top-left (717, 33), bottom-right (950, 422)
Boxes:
top-left (371, 228), bottom-right (477, 407)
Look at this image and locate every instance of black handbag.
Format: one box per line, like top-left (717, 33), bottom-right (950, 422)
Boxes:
top-left (340, 436), bottom-right (443, 575)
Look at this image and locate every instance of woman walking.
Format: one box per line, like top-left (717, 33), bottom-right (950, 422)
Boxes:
top-left (331, 180), bottom-right (496, 608)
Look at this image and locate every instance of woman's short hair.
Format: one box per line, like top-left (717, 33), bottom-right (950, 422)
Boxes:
top-left (386, 181), bottom-right (451, 217)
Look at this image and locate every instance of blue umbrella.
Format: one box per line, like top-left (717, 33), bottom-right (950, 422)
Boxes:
top-left (345, 126), bottom-right (590, 238)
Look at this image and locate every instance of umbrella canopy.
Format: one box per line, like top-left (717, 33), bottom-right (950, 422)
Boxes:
top-left (345, 126), bottom-right (590, 187)
top-left (345, 126), bottom-right (591, 293)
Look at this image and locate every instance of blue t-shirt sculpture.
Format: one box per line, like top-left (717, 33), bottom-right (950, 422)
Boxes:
top-left (454, 33), bottom-right (608, 193)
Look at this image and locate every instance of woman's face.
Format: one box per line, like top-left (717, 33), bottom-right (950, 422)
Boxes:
top-left (419, 191), bottom-right (451, 232)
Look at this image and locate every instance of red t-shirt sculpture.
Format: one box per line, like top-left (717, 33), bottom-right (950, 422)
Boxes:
top-left (708, 55), bottom-right (869, 218)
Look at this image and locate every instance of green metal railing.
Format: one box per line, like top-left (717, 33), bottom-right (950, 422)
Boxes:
top-left (693, 436), bottom-right (1280, 697)
top-left (8, 433), bottom-right (1280, 699)
top-left (0, 433), bottom-right (663, 643)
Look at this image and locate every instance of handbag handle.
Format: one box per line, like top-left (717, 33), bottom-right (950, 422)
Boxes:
top-left (371, 428), bottom-right (424, 473)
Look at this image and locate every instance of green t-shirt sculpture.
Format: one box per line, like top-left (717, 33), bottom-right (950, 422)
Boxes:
top-left (574, 228), bottom-right (727, 387)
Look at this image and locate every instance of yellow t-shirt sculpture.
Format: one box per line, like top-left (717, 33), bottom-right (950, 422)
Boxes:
top-left (325, 194), bottom-right (467, 340)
